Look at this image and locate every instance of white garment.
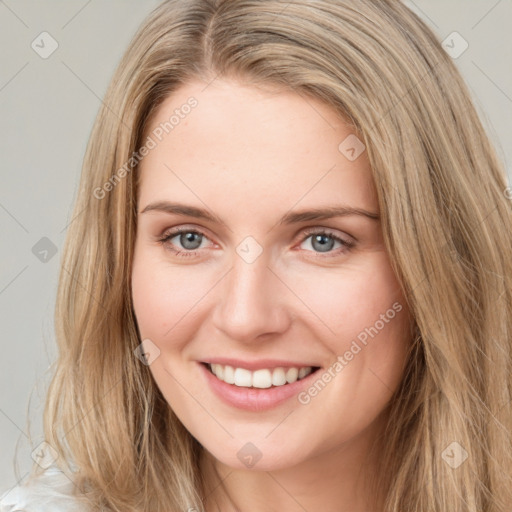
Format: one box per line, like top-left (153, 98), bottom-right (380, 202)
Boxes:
top-left (0, 464), bottom-right (91, 512)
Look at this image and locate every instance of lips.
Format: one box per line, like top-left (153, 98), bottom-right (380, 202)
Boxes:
top-left (198, 360), bottom-right (322, 411)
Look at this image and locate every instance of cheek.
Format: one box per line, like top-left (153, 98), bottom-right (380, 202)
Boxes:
top-left (131, 244), bottom-right (226, 352)
top-left (131, 246), bottom-right (219, 345)
top-left (290, 254), bottom-right (407, 343)
top-left (294, 259), bottom-right (410, 434)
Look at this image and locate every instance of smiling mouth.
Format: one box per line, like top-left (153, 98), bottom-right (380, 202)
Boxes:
top-left (202, 362), bottom-right (321, 389)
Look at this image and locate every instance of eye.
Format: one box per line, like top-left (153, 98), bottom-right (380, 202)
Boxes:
top-left (298, 229), bottom-right (354, 256)
top-left (157, 226), bottom-right (355, 259)
top-left (157, 227), bottom-right (212, 258)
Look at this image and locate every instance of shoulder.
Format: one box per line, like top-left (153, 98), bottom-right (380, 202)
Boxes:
top-left (0, 464), bottom-right (92, 512)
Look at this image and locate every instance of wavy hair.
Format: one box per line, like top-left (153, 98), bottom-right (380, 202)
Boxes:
top-left (23, 0), bottom-right (512, 510)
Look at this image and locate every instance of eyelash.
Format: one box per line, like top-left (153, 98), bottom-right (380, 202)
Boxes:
top-left (157, 227), bottom-right (355, 259)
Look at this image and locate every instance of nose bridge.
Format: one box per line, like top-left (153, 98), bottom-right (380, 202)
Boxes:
top-left (212, 244), bottom-right (288, 341)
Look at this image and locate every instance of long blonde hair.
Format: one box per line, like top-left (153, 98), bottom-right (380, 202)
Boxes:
top-left (25, 0), bottom-right (512, 510)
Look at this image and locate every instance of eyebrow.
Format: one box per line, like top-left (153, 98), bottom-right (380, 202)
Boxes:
top-left (139, 201), bottom-right (380, 225)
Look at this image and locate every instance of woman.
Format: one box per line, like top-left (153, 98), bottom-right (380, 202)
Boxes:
top-left (1, 0), bottom-right (511, 511)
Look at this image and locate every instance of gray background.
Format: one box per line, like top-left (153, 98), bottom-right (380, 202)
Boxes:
top-left (0, 0), bottom-right (511, 491)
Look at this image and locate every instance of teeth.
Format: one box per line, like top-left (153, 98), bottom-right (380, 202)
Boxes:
top-left (272, 368), bottom-right (287, 386)
top-left (208, 364), bottom-right (314, 388)
top-left (223, 365), bottom-right (234, 384)
top-left (252, 369), bottom-right (272, 388)
top-left (286, 367), bottom-right (298, 383)
top-left (234, 368), bottom-right (252, 387)
top-left (298, 367), bottom-right (311, 379)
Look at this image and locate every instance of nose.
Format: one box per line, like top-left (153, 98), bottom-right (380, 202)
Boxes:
top-left (211, 248), bottom-right (291, 343)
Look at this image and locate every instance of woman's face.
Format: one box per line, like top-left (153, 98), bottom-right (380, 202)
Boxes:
top-left (131, 78), bottom-right (412, 472)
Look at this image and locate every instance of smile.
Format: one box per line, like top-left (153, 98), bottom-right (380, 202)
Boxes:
top-left (199, 362), bottom-right (322, 411)
top-left (206, 363), bottom-right (318, 388)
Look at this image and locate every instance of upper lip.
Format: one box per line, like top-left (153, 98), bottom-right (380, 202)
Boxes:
top-left (200, 358), bottom-right (321, 371)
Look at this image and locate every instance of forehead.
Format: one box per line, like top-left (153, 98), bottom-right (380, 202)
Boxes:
top-left (138, 79), bottom-right (377, 215)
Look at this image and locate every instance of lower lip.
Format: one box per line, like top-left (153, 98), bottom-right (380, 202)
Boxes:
top-left (198, 362), bottom-right (320, 412)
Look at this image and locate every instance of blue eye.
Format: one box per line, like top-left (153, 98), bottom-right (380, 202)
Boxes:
top-left (172, 231), bottom-right (203, 250)
top-left (157, 227), bottom-right (354, 258)
top-left (299, 230), bottom-right (354, 256)
top-left (158, 228), bottom-right (210, 257)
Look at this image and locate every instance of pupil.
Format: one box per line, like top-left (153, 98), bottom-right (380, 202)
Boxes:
top-left (181, 232), bottom-right (201, 250)
top-left (312, 234), bottom-right (334, 252)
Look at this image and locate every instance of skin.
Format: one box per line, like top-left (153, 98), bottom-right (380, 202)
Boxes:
top-left (131, 78), bottom-right (413, 512)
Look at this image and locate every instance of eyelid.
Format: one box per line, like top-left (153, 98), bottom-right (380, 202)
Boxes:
top-left (157, 224), bottom-right (355, 257)
top-left (297, 226), bottom-right (355, 245)
top-left (158, 225), bottom-right (216, 248)
top-left (159, 224), bottom-right (214, 240)
top-left (294, 228), bottom-right (355, 258)
top-left (159, 223), bottom-right (354, 242)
